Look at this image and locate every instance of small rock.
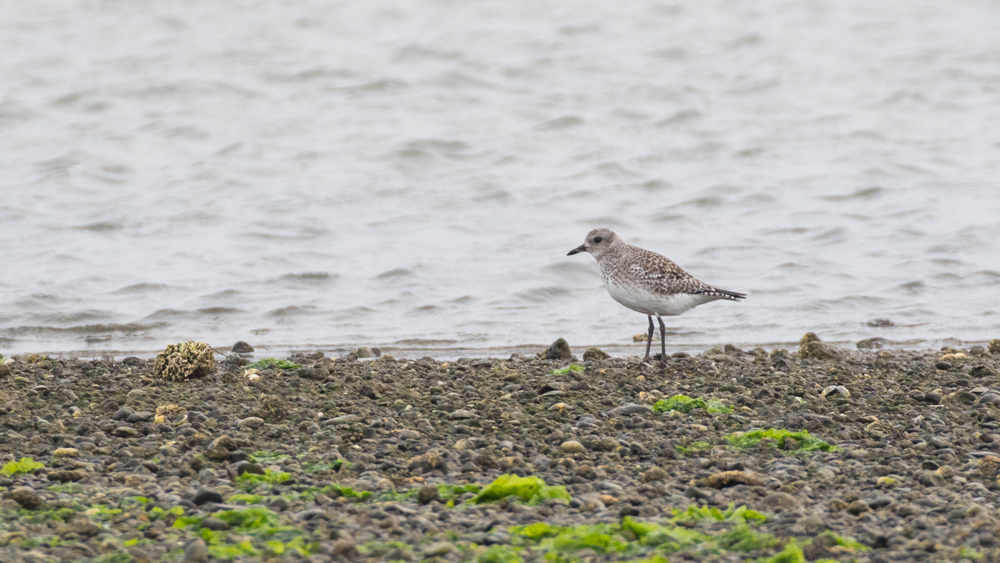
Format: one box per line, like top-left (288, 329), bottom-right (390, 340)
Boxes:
top-left (423, 542), bottom-right (455, 557)
top-left (876, 476), bottom-right (897, 488)
top-left (989, 339), bottom-right (1000, 355)
top-left (560, 441), bottom-right (586, 454)
top-left (449, 409), bottom-right (476, 419)
top-left (48, 470), bottom-right (86, 483)
top-left (4, 487), bottom-right (44, 510)
top-left (764, 492), bottom-right (799, 509)
top-left (184, 538), bottom-right (209, 563)
top-left (328, 414), bottom-right (362, 425)
top-left (408, 451), bottom-right (447, 473)
top-left (545, 338), bottom-right (572, 360)
top-left (611, 404), bottom-right (652, 416)
top-left (684, 486), bottom-right (710, 500)
top-left (935, 361), bottom-right (951, 370)
top-left (846, 500), bottom-right (870, 515)
top-left (192, 489), bottom-right (224, 506)
top-left (704, 471), bottom-right (764, 489)
top-left (70, 518), bottom-right (101, 537)
top-left (355, 347), bottom-right (375, 359)
top-left (231, 341), bottom-right (254, 354)
top-left (583, 347), bottom-right (610, 361)
top-left (331, 539), bottom-right (357, 557)
top-left (548, 402), bottom-right (569, 412)
top-left (856, 337), bottom-right (888, 349)
top-left (237, 417), bottom-right (265, 430)
top-left (797, 515), bottom-right (826, 535)
top-left (816, 467), bottom-right (837, 481)
top-left (227, 461), bottom-right (265, 479)
top-left (417, 485), bottom-right (440, 505)
top-left (820, 385), bottom-right (850, 399)
top-left (798, 332), bottom-right (845, 360)
top-left (201, 517), bottom-right (230, 531)
top-left (868, 496), bottom-right (894, 510)
top-left (53, 447), bottom-right (80, 457)
top-left (115, 426), bottom-right (139, 438)
top-left (642, 467), bottom-right (668, 483)
top-left (980, 456), bottom-right (1000, 480)
top-left (599, 494), bottom-right (619, 505)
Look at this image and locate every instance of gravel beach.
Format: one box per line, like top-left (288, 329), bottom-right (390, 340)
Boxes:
top-left (3, 336), bottom-right (1000, 563)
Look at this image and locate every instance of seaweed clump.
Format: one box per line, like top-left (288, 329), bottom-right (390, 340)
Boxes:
top-left (152, 341), bottom-right (216, 381)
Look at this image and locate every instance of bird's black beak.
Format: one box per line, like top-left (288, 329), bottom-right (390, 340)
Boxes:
top-left (567, 244), bottom-right (586, 256)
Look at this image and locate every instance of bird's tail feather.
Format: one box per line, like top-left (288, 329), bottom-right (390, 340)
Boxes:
top-left (695, 288), bottom-right (746, 301)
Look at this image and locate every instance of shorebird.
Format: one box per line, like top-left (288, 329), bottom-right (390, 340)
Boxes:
top-left (568, 228), bottom-right (745, 361)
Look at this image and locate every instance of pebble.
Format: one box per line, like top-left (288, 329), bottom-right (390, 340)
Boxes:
top-left (449, 409), bottom-right (477, 419)
top-left (610, 403), bottom-right (652, 416)
top-left (236, 416), bottom-right (265, 430)
top-left (4, 487), bottom-right (44, 510)
top-left (642, 467), bottom-right (668, 483)
top-left (52, 447), bottom-right (80, 457)
top-left (192, 489), bottom-right (223, 506)
top-left (560, 441), bottom-right (586, 454)
top-left (327, 414), bottom-right (361, 425)
top-left (545, 338), bottom-right (572, 360)
top-left (183, 538), bottom-right (209, 563)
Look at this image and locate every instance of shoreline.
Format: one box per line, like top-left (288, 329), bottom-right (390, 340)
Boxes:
top-left (1, 338), bottom-right (999, 562)
top-left (2, 334), bottom-right (997, 363)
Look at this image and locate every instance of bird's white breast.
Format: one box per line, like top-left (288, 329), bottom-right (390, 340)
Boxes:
top-left (604, 279), bottom-right (718, 316)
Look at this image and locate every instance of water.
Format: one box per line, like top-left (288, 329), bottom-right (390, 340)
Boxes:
top-left (2, 1), bottom-right (999, 359)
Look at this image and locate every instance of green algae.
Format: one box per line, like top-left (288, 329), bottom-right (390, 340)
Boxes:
top-left (476, 545), bottom-right (524, 563)
top-left (470, 474), bottom-right (571, 505)
top-left (172, 506), bottom-right (315, 559)
top-left (725, 428), bottom-right (838, 453)
top-left (652, 394), bottom-right (733, 414)
top-left (510, 514), bottom-right (777, 561)
top-left (1, 456), bottom-right (44, 476)
top-left (669, 503), bottom-right (766, 524)
top-left (674, 441), bottom-right (711, 455)
top-left (550, 364), bottom-right (585, 375)
top-left (235, 468), bottom-right (291, 487)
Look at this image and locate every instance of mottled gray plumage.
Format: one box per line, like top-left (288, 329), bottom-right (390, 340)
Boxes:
top-left (567, 228), bottom-right (745, 361)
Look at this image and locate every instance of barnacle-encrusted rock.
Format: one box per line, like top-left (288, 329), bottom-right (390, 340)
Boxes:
top-left (152, 341), bottom-right (215, 381)
top-left (989, 339), bottom-right (1000, 355)
top-left (583, 347), bottom-right (610, 361)
top-left (544, 338), bottom-right (572, 360)
top-left (798, 332), bottom-right (846, 360)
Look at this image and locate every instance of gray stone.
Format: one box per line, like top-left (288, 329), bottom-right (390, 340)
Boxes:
top-left (611, 403), bottom-right (652, 416)
top-left (184, 538), bottom-right (209, 563)
top-left (201, 517), bottom-right (230, 531)
top-left (764, 492), bottom-right (800, 509)
top-left (545, 338), bottom-right (572, 360)
top-left (327, 414), bottom-right (361, 425)
top-left (236, 416), bottom-right (265, 430)
top-left (231, 341), bottom-right (254, 353)
top-left (192, 489), bottom-right (223, 506)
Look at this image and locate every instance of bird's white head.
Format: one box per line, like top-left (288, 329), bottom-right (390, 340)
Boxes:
top-left (567, 228), bottom-right (619, 260)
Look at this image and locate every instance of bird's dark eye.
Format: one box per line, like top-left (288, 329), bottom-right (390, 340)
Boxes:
top-left (594, 237), bottom-right (603, 243)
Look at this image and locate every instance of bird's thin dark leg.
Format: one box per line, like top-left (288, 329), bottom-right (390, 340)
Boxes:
top-left (657, 315), bottom-right (667, 362)
top-left (644, 315), bottom-right (654, 361)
